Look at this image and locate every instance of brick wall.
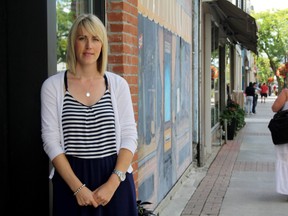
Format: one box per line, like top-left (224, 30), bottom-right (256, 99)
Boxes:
top-left (106, 0), bottom-right (139, 196)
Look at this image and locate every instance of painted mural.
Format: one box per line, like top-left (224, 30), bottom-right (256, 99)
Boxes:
top-left (138, 14), bottom-right (192, 207)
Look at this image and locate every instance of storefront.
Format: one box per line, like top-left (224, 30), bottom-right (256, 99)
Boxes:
top-left (201, 0), bottom-right (257, 158)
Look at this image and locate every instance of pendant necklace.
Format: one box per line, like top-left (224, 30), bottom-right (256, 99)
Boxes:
top-left (84, 75), bottom-right (102, 97)
top-left (85, 80), bottom-right (93, 97)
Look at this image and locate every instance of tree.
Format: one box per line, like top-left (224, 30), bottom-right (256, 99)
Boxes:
top-left (252, 9), bottom-right (288, 91)
top-left (255, 56), bottom-right (271, 82)
top-left (56, 0), bottom-right (75, 64)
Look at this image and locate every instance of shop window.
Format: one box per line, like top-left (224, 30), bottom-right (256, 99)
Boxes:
top-left (211, 22), bottom-right (219, 127)
top-left (225, 45), bottom-right (231, 101)
top-left (56, 0), bottom-right (93, 72)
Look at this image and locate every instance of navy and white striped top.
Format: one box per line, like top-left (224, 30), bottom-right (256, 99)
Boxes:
top-left (62, 74), bottom-right (117, 159)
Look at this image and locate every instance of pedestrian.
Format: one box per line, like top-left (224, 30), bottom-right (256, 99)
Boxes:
top-left (40, 14), bottom-right (138, 216)
top-left (252, 82), bottom-right (260, 114)
top-left (271, 88), bottom-right (288, 195)
top-left (260, 82), bottom-right (269, 103)
top-left (244, 82), bottom-right (255, 115)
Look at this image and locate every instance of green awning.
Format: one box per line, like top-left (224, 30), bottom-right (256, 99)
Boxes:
top-left (208, 0), bottom-right (258, 54)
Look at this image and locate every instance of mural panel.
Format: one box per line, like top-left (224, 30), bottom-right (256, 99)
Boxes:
top-left (138, 14), bottom-right (192, 207)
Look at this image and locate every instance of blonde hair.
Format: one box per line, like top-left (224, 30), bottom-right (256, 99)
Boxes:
top-left (66, 14), bottom-right (108, 76)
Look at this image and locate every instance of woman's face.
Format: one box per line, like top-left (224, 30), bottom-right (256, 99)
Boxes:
top-left (74, 27), bottom-right (102, 67)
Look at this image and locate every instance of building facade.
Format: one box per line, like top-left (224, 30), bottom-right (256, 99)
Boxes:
top-left (0, 0), bottom-right (257, 214)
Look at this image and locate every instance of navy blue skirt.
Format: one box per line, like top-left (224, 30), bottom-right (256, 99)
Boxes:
top-left (52, 154), bottom-right (137, 216)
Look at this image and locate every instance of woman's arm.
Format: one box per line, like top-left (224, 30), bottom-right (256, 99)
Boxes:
top-left (92, 75), bottom-right (138, 205)
top-left (41, 77), bottom-right (98, 207)
top-left (52, 154), bottom-right (83, 192)
top-left (52, 154), bottom-right (99, 207)
top-left (272, 88), bottom-right (288, 112)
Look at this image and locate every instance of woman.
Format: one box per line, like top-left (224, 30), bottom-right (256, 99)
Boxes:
top-left (271, 88), bottom-right (288, 195)
top-left (41, 14), bottom-right (138, 216)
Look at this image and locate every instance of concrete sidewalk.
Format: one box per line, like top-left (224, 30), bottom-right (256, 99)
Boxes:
top-left (157, 94), bottom-right (288, 216)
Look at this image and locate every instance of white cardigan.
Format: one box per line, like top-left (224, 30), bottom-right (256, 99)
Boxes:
top-left (41, 71), bottom-right (138, 177)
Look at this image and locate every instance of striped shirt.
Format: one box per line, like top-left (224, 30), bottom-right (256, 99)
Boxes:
top-left (62, 90), bottom-right (117, 159)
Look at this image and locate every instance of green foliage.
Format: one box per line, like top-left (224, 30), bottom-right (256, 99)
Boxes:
top-left (252, 9), bottom-right (288, 87)
top-left (255, 57), bottom-right (272, 83)
top-left (137, 200), bottom-right (158, 216)
top-left (253, 9), bottom-right (288, 60)
top-left (56, 0), bottom-right (75, 64)
top-left (220, 100), bottom-right (245, 130)
top-left (234, 107), bottom-right (245, 130)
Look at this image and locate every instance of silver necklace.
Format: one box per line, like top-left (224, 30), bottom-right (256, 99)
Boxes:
top-left (85, 80), bottom-right (93, 97)
top-left (83, 76), bottom-right (102, 97)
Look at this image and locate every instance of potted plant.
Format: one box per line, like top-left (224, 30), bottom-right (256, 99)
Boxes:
top-left (220, 99), bottom-right (245, 140)
top-left (220, 107), bottom-right (237, 140)
top-left (234, 106), bottom-right (245, 130)
top-left (137, 200), bottom-right (158, 216)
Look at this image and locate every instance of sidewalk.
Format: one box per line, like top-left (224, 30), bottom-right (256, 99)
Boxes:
top-left (157, 94), bottom-right (288, 216)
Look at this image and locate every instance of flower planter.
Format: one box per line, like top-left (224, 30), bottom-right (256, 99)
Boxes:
top-left (220, 99), bottom-right (245, 141)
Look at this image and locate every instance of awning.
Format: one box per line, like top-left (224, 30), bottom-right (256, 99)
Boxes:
top-left (207, 0), bottom-right (258, 54)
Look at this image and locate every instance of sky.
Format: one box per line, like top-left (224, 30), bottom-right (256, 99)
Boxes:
top-left (250, 0), bottom-right (288, 12)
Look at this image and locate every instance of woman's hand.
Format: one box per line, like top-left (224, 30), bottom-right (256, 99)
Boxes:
top-left (75, 186), bottom-right (99, 207)
top-left (92, 175), bottom-right (120, 206)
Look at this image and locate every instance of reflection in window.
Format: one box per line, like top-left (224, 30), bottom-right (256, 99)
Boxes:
top-left (225, 45), bottom-right (231, 101)
top-left (56, 0), bottom-right (92, 72)
top-left (211, 22), bottom-right (219, 127)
